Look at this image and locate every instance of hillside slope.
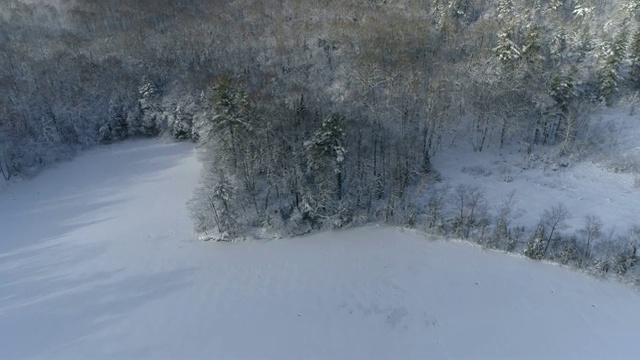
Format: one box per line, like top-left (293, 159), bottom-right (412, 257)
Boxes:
top-left (1, 139), bottom-right (640, 359)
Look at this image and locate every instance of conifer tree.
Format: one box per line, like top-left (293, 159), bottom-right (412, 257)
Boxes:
top-left (207, 77), bottom-right (254, 167)
top-left (139, 78), bottom-right (161, 136)
top-left (525, 226), bottom-right (546, 260)
top-left (600, 24), bottom-right (629, 104)
top-left (305, 114), bottom-right (347, 202)
top-left (521, 25), bottom-right (543, 69)
top-left (629, 28), bottom-right (640, 88)
top-left (494, 27), bottom-right (521, 70)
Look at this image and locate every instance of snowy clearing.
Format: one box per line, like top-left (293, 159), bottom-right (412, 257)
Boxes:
top-left (2, 139), bottom-right (640, 359)
top-left (434, 109), bottom-right (640, 234)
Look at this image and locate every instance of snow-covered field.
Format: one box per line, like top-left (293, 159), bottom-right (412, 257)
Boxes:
top-left (434, 109), bottom-right (640, 234)
top-left (2, 139), bottom-right (640, 359)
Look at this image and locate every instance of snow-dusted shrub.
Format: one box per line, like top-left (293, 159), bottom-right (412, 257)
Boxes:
top-left (461, 165), bottom-right (492, 177)
top-left (557, 236), bottom-right (582, 266)
top-left (525, 226), bottom-right (546, 260)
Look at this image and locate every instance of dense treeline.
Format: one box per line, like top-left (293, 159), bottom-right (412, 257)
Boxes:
top-left (2, 0), bottom-right (640, 236)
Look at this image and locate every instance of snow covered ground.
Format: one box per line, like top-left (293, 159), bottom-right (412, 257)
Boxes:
top-left (2, 139), bottom-right (640, 359)
top-left (434, 109), bottom-right (640, 234)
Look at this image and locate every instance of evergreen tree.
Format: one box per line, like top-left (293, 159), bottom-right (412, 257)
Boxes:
top-left (98, 121), bottom-right (113, 144)
top-left (172, 105), bottom-right (193, 140)
top-left (550, 66), bottom-right (577, 115)
top-left (521, 25), bottom-right (543, 69)
top-left (497, 0), bottom-right (514, 19)
top-left (614, 244), bottom-right (637, 275)
top-left (558, 236), bottom-right (581, 265)
top-left (525, 226), bottom-right (546, 260)
top-left (629, 28), bottom-right (640, 88)
top-left (600, 25), bottom-right (629, 104)
top-left (494, 27), bottom-right (521, 71)
top-left (305, 114), bottom-right (347, 202)
top-left (139, 78), bottom-right (161, 136)
top-left (208, 78), bottom-right (252, 146)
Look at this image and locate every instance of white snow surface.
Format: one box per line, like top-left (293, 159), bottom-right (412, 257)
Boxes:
top-left (2, 139), bottom-right (640, 359)
top-left (433, 109), bottom-right (640, 234)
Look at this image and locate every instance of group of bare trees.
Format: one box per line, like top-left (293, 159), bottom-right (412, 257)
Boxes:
top-left (421, 184), bottom-right (639, 281)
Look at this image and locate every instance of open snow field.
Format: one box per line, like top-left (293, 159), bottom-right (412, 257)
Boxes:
top-left (2, 139), bottom-right (640, 359)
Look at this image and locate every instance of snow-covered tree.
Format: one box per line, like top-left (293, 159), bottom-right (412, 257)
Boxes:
top-left (558, 236), bottom-right (581, 265)
top-left (172, 104), bottom-right (193, 140)
top-left (629, 28), bottom-right (640, 88)
top-left (189, 167), bottom-right (239, 240)
top-left (305, 114), bottom-right (347, 202)
top-left (600, 25), bottom-right (629, 104)
top-left (494, 28), bottom-right (521, 70)
top-left (98, 121), bottom-right (114, 144)
top-left (550, 66), bottom-right (577, 114)
top-left (525, 226), bottom-right (546, 260)
top-left (207, 78), bottom-right (253, 149)
top-left (139, 78), bottom-right (162, 136)
top-left (521, 25), bottom-right (543, 69)
top-left (614, 244), bottom-right (638, 275)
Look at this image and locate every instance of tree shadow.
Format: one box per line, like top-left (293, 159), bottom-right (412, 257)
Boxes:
top-left (0, 255), bottom-right (194, 358)
top-left (0, 139), bottom-right (198, 357)
top-left (0, 140), bottom-right (196, 254)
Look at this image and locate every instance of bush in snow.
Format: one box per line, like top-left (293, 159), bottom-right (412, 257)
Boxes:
top-left (556, 235), bottom-right (582, 266)
top-left (525, 226), bottom-right (546, 260)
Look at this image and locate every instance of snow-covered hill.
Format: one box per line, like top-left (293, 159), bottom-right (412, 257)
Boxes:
top-left (2, 139), bottom-right (640, 359)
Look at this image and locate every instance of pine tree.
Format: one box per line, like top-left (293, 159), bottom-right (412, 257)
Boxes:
top-left (550, 66), bottom-right (577, 115)
top-left (209, 78), bottom-right (252, 141)
top-left (600, 25), bottom-right (629, 104)
top-left (521, 25), bottom-right (543, 70)
top-left (629, 28), bottom-right (640, 88)
top-left (139, 78), bottom-right (161, 136)
top-left (172, 105), bottom-right (192, 140)
top-left (494, 27), bottom-right (521, 70)
top-left (525, 226), bottom-right (546, 260)
top-left (614, 244), bottom-right (637, 275)
top-left (572, 3), bottom-right (593, 19)
top-left (558, 236), bottom-right (581, 265)
top-left (497, 0), bottom-right (514, 19)
top-left (98, 121), bottom-right (113, 144)
top-left (622, 0), bottom-right (640, 20)
top-left (305, 114), bottom-right (347, 202)
top-left (207, 78), bottom-right (254, 168)
top-left (550, 31), bottom-right (568, 64)
top-left (107, 99), bottom-right (128, 140)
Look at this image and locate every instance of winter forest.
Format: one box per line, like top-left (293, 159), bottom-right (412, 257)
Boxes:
top-left (2, 0), bottom-right (640, 276)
